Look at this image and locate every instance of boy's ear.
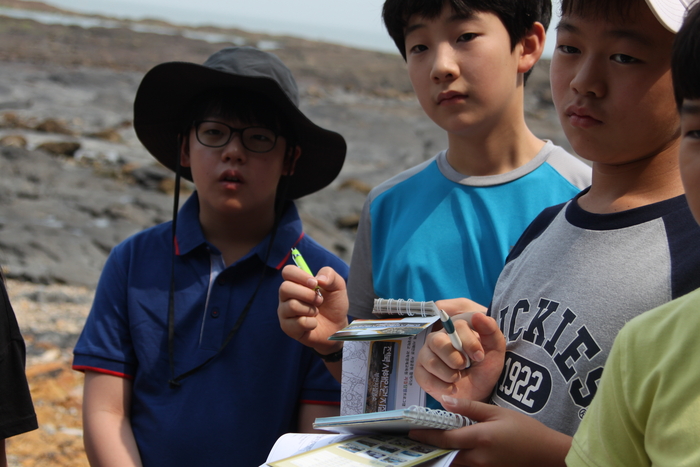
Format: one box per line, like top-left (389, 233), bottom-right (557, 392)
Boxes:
top-left (516, 21), bottom-right (547, 75)
top-left (180, 132), bottom-right (192, 168)
top-left (284, 145), bottom-right (302, 176)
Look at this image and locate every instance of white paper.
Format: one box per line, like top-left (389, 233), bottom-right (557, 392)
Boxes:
top-left (261, 433), bottom-right (356, 466)
top-left (261, 433), bottom-right (459, 467)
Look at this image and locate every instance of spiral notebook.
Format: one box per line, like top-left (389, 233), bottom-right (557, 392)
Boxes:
top-left (313, 405), bottom-right (475, 435)
top-left (371, 299), bottom-right (441, 317)
top-left (330, 299), bottom-right (442, 341)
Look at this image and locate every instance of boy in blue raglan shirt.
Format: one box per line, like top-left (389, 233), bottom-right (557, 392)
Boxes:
top-left (278, 0), bottom-right (591, 383)
top-left (73, 47), bottom-right (348, 467)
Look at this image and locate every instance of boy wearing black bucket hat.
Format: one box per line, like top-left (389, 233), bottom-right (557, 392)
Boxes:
top-left (72, 47), bottom-right (348, 467)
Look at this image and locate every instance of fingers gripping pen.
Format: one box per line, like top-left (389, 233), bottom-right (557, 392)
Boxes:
top-left (439, 309), bottom-right (471, 369)
top-left (291, 248), bottom-right (323, 298)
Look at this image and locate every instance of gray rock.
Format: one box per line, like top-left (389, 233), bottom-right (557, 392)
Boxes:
top-left (0, 50), bottom-right (569, 289)
top-left (0, 144), bottom-right (172, 287)
top-left (0, 134), bottom-right (27, 148)
top-left (36, 140), bottom-right (81, 156)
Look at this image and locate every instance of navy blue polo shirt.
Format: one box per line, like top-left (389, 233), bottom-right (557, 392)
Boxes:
top-left (73, 192), bottom-right (346, 467)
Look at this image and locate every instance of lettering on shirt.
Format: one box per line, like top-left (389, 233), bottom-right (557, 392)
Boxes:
top-left (492, 298), bottom-right (603, 415)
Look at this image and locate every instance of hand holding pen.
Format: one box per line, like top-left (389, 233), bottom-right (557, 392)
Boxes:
top-left (414, 300), bottom-right (506, 404)
top-left (279, 250), bottom-right (350, 376)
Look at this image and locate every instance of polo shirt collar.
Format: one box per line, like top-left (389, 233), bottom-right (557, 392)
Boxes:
top-left (260, 200), bottom-right (305, 270)
top-left (173, 192), bottom-right (208, 256)
top-left (173, 192), bottom-right (304, 270)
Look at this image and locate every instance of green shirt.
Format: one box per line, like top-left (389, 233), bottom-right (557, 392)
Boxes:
top-left (567, 287), bottom-right (700, 467)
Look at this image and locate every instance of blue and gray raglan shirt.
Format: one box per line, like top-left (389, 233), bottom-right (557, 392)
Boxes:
top-left (347, 141), bottom-right (592, 319)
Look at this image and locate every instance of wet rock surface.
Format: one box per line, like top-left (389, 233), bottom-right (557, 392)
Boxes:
top-left (0, 59), bottom-right (566, 288)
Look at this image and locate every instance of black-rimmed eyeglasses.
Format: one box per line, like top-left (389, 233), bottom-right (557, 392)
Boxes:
top-left (194, 120), bottom-right (279, 153)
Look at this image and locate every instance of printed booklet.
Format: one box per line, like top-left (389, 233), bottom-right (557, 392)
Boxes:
top-left (261, 300), bottom-right (472, 467)
top-left (262, 406), bottom-right (470, 466)
top-left (262, 432), bottom-right (458, 467)
top-left (337, 299), bottom-right (442, 415)
top-left (329, 299), bottom-right (441, 341)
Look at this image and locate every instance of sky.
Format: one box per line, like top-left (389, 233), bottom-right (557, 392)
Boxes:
top-left (31, 0), bottom-right (561, 56)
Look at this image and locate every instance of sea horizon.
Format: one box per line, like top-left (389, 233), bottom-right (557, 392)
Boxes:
top-left (4, 0), bottom-right (559, 57)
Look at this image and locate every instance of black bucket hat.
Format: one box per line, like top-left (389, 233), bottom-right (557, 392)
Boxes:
top-left (133, 46), bottom-right (347, 199)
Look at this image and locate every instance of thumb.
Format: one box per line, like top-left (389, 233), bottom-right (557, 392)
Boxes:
top-left (440, 395), bottom-right (498, 423)
top-left (316, 266), bottom-right (346, 293)
top-left (470, 312), bottom-right (506, 353)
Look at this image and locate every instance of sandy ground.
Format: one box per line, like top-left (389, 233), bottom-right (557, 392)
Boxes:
top-left (6, 279), bottom-right (93, 466)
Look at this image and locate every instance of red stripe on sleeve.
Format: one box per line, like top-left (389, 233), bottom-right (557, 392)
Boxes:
top-left (72, 365), bottom-right (134, 380)
top-left (300, 399), bottom-right (340, 406)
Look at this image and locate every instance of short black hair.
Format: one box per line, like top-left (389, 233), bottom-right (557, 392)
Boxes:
top-left (183, 88), bottom-right (295, 142)
top-left (382, 0), bottom-right (552, 59)
top-left (560, 0), bottom-right (638, 21)
top-left (672, 2), bottom-right (700, 109)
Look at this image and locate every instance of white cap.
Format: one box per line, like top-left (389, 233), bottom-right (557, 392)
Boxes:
top-left (645, 0), bottom-right (698, 32)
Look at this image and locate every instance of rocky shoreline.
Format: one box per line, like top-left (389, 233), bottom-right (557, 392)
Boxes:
top-left (0, 1), bottom-right (568, 465)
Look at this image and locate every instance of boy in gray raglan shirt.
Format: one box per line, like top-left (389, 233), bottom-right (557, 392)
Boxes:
top-left (411, 0), bottom-right (700, 466)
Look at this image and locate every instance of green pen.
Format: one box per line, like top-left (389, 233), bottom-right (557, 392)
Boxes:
top-left (291, 248), bottom-right (323, 297)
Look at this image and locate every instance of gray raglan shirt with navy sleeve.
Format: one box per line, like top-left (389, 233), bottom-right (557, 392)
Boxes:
top-left (488, 189), bottom-right (700, 436)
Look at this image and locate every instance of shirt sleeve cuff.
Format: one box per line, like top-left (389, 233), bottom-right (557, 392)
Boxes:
top-left (72, 353), bottom-right (136, 379)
